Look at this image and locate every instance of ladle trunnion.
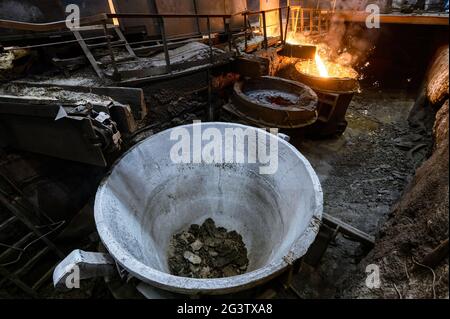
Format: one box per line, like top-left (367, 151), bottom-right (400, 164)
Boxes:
top-left (53, 123), bottom-right (323, 297)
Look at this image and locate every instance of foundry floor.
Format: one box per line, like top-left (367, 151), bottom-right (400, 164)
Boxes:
top-left (8, 88), bottom-right (432, 299)
top-left (278, 88), bottom-right (433, 298)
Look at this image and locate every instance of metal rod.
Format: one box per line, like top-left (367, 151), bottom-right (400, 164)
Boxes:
top-left (0, 13), bottom-right (109, 32)
top-left (318, 11), bottom-right (322, 33)
top-left (72, 30), bottom-right (104, 79)
top-left (107, 13), bottom-right (233, 19)
top-left (223, 17), bottom-right (232, 51)
top-left (2, 9), bottom-right (448, 34)
top-left (0, 266), bottom-right (38, 298)
top-left (207, 69), bottom-right (213, 122)
top-left (157, 17), bottom-right (171, 73)
top-left (293, 7), bottom-right (300, 35)
top-left (3, 35), bottom-right (113, 50)
top-left (244, 13), bottom-right (248, 51)
top-left (300, 7), bottom-right (304, 32)
top-left (284, 6), bottom-right (291, 43)
top-left (278, 7), bottom-right (284, 44)
top-left (322, 213), bottom-right (375, 247)
top-left (192, 0), bottom-right (201, 35)
top-left (243, 6), bottom-right (289, 15)
top-left (206, 17), bottom-right (213, 121)
top-left (262, 11), bottom-right (268, 49)
top-left (0, 192), bottom-right (64, 258)
top-left (326, 11), bottom-right (330, 31)
top-left (0, 172), bottom-right (54, 224)
top-left (103, 22), bottom-right (119, 79)
top-left (207, 17), bottom-right (213, 63)
top-left (114, 26), bottom-right (137, 58)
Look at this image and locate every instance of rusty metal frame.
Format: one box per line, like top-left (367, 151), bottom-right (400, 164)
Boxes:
top-left (0, 12), bottom-right (239, 82)
top-left (0, 173), bottom-right (66, 297)
top-left (0, 14), bottom-right (109, 32)
top-left (288, 6), bottom-right (332, 34)
top-left (242, 6), bottom-right (290, 52)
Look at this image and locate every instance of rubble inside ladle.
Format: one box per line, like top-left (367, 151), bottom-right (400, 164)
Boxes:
top-left (168, 218), bottom-right (249, 279)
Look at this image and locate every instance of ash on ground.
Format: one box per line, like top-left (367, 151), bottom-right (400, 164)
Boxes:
top-left (168, 218), bottom-right (249, 279)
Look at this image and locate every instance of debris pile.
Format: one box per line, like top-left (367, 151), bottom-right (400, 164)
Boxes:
top-left (168, 218), bottom-right (249, 279)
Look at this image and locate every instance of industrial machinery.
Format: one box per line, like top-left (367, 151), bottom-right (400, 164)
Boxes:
top-left (53, 123), bottom-right (323, 296)
top-left (0, 82), bottom-right (144, 166)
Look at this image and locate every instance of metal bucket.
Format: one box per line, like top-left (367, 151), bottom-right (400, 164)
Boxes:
top-left (54, 122), bottom-right (323, 296)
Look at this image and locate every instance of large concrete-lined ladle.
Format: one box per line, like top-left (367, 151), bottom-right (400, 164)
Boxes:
top-left (54, 123), bottom-right (323, 296)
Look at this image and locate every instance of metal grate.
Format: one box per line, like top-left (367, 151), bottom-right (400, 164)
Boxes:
top-left (0, 171), bottom-right (65, 298)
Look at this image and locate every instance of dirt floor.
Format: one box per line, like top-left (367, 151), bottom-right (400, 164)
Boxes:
top-left (147, 86), bottom-right (437, 299)
top-left (277, 88), bottom-right (436, 298)
top-left (342, 136), bottom-right (448, 299)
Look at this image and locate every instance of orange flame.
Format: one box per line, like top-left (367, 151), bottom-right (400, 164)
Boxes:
top-left (315, 53), bottom-right (329, 78)
top-left (287, 33), bottom-right (358, 79)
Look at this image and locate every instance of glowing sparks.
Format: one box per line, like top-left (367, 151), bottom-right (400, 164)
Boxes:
top-left (296, 59), bottom-right (358, 79)
top-left (286, 33), bottom-right (314, 46)
top-left (286, 33), bottom-right (359, 79)
top-left (315, 54), bottom-right (329, 78)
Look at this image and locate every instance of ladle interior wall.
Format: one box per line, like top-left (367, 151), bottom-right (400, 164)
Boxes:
top-left (97, 124), bottom-right (319, 277)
